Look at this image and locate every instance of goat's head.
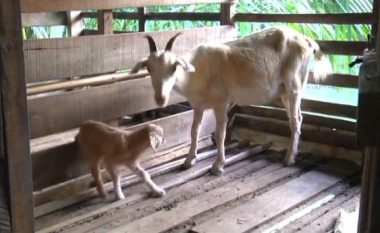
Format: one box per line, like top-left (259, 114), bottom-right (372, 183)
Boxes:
top-left (130, 33), bottom-right (195, 107)
top-left (148, 124), bottom-right (165, 151)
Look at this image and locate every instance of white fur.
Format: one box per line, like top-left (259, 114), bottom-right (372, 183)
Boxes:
top-left (131, 26), bottom-right (332, 175)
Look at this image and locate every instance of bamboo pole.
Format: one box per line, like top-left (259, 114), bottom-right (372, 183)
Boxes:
top-left (27, 71), bottom-right (149, 96)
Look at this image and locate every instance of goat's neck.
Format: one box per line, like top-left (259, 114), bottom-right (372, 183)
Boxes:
top-left (173, 69), bottom-right (191, 97)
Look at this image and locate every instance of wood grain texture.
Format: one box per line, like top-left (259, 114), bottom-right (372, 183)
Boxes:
top-left (24, 26), bottom-right (236, 82)
top-left (0, 0), bottom-right (34, 232)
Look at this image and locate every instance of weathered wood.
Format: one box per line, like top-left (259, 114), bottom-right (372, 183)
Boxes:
top-left (97, 10), bottom-right (113, 35)
top-left (31, 109), bottom-right (215, 191)
top-left (234, 114), bottom-right (358, 150)
top-left (28, 77), bottom-right (187, 138)
top-left (0, 0), bottom-right (34, 232)
top-left (234, 13), bottom-right (375, 24)
top-left (192, 167), bottom-right (353, 233)
top-left (317, 40), bottom-right (367, 55)
top-left (108, 161), bottom-right (309, 233)
top-left (138, 8), bottom-right (145, 32)
top-left (20, 0), bottom-right (233, 13)
top-left (66, 11), bottom-right (84, 37)
top-left (27, 71), bottom-right (148, 95)
top-left (36, 143), bottom-right (268, 233)
top-left (21, 12), bottom-right (66, 27)
top-left (24, 26), bottom-right (236, 82)
top-left (308, 73), bottom-right (358, 88)
top-left (237, 105), bottom-right (356, 132)
top-left (220, 1), bottom-right (236, 25)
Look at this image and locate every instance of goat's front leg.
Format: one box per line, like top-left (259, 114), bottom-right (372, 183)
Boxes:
top-left (183, 107), bottom-right (204, 169)
top-left (128, 163), bottom-right (166, 197)
top-left (90, 159), bottom-right (108, 199)
top-left (284, 93), bottom-right (302, 166)
top-left (211, 104), bottom-right (228, 176)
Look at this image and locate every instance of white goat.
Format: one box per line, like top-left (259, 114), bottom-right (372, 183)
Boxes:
top-left (76, 120), bottom-right (166, 200)
top-left (131, 26), bottom-right (331, 175)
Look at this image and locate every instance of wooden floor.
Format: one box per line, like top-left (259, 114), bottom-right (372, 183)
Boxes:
top-left (34, 135), bottom-right (362, 233)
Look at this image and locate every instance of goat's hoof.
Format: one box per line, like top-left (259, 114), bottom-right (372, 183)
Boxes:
top-left (283, 157), bottom-right (296, 166)
top-left (183, 158), bottom-right (196, 170)
top-left (151, 189), bottom-right (166, 198)
top-left (211, 164), bottom-right (224, 176)
top-left (115, 194), bottom-right (125, 201)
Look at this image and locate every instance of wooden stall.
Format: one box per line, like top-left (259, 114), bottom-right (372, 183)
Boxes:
top-left (0, 0), bottom-right (379, 232)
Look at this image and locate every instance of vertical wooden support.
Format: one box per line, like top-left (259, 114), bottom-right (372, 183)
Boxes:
top-left (97, 10), bottom-right (113, 35)
top-left (66, 11), bottom-right (84, 37)
top-left (138, 7), bottom-right (146, 32)
top-left (0, 0), bottom-right (34, 232)
top-left (220, 0), bottom-right (236, 25)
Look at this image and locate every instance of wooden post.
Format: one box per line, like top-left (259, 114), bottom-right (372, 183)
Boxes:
top-left (138, 7), bottom-right (146, 32)
top-left (0, 0), bottom-right (34, 232)
top-left (97, 10), bottom-right (113, 35)
top-left (220, 0), bottom-right (236, 25)
top-left (66, 11), bottom-right (84, 37)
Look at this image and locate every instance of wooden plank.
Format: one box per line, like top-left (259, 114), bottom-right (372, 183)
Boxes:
top-left (309, 73), bottom-right (358, 88)
top-left (97, 10), bottom-right (113, 35)
top-left (36, 143), bottom-right (269, 233)
top-left (191, 167), bottom-right (354, 233)
top-left (138, 8), bottom-right (145, 32)
top-left (0, 0), bottom-right (34, 232)
top-left (220, 2), bottom-right (235, 25)
top-left (237, 105), bottom-right (356, 132)
top-left (28, 77), bottom-right (187, 138)
top-left (107, 161), bottom-right (311, 233)
top-left (20, 0), bottom-right (232, 13)
top-left (24, 26), bottom-right (236, 82)
top-left (21, 12), bottom-right (66, 27)
top-left (66, 11), bottom-right (84, 37)
top-left (317, 40), bottom-right (367, 55)
top-left (234, 13), bottom-right (375, 24)
top-left (31, 108), bottom-right (215, 190)
top-left (234, 114), bottom-right (358, 150)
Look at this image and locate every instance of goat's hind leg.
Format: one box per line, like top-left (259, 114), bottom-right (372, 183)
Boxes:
top-left (90, 159), bottom-right (108, 199)
top-left (129, 163), bottom-right (166, 197)
top-left (183, 107), bottom-right (204, 169)
top-left (211, 104), bottom-right (228, 176)
top-left (105, 163), bottom-right (125, 200)
top-left (284, 93), bottom-right (303, 166)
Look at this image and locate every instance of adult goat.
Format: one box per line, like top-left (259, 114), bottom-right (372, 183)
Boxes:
top-left (131, 26), bottom-right (331, 175)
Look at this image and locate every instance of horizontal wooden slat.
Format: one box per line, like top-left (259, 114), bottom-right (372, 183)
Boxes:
top-left (309, 73), bottom-right (358, 88)
top-left (270, 99), bottom-right (357, 119)
top-left (20, 0), bottom-right (232, 13)
top-left (317, 40), bottom-right (367, 55)
top-left (28, 77), bottom-right (186, 138)
top-left (234, 115), bottom-right (358, 150)
top-left (234, 13), bottom-right (375, 25)
top-left (21, 12), bottom-right (67, 27)
top-left (24, 26), bottom-right (236, 82)
top-left (31, 108), bottom-right (216, 191)
top-left (82, 12), bottom-right (221, 21)
top-left (237, 105), bottom-right (356, 132)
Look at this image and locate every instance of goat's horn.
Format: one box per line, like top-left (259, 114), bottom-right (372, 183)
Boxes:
top-left (144, 35), bottom-right (157, 53)
top-left (165, 33), bottom-right (182, 51)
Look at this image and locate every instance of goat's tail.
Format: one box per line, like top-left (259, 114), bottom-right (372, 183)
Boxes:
top-left (310, 41), bottom-right (332, 81)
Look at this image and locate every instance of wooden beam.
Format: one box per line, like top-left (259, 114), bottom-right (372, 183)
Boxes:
top-left (28, 77), bottom-right (186, 138)
top-left (220, 1), bottom-right (236, 25)
top-left (66, 11), bottom-right (84, 37)
top-left (20, 0), bottom-right (232, 13)
top-left (308, 73), bottom-right (358, 88)
top-left (21, 12), bottom-right (66, 27)
top-left (233, 13), bottom-right (375, 25)
top-left (237, 105), bottom-right (356, 132)
top-left (24, 26), bottom-right (236, 82)
top-left (317, 40), bottom-right (368, 55)
top-left (0, 0), bottom-right (34, 232)
top-left (97, 10), bottom-right (113, 35)
top-left (138, 8), bottom-right (145, 32)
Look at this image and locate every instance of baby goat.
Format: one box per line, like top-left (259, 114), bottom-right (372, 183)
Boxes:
top-left (76, 120), bottom-right (166, 200)
top-left (131, 26), bottom-right (331, 175)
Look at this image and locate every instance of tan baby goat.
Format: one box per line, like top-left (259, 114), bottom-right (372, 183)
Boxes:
top-left (76, 120), bottom-right (166, 200)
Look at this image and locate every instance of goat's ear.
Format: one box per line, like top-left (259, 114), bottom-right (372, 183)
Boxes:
top-left (149, 131), bottom-right (159, 152)
top-left (130, 59), bottom-right (147, 74)
top-left (176, 57), bottom-right (195, 73)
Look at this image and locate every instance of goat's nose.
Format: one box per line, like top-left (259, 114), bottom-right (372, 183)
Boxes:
top-left (155, 95), bottom-right (166, 107)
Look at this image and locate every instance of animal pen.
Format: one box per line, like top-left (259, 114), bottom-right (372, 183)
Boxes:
top-left (0, 0), bottom-right (380, 232)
